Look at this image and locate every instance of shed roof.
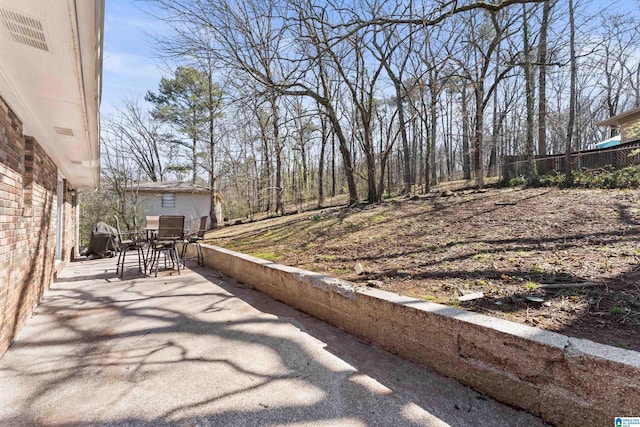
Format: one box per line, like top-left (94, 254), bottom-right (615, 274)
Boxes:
top-left (596, 107), bottom-right (640, 127)
top-left (136, 181), bottom-right (209, 193)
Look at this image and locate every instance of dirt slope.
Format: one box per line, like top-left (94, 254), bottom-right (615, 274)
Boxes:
top-left (208, 187), bottom-right (640, 351)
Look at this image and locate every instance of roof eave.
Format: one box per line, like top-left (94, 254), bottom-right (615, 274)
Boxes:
top-left (596, 107), bottom-right (640, 127)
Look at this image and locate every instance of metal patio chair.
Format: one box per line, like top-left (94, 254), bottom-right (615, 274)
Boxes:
top-left (148, 215), bottom-right (185, 277)
top-left (181, 216), bottom-right (207, 267)
top-left (114, 215), bottom-right (147, 278)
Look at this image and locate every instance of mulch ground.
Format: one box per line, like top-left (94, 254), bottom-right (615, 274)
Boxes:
top-left (208, 187), bottom-right (640, 351)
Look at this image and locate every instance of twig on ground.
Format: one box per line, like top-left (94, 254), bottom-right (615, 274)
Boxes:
top-left (620, 308), bottom-right (633, 323)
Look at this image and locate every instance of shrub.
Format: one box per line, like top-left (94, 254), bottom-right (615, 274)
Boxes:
top-left (508, 176), bottom-right (527, 187)
top-left (533, 165), bottom-right (640, 190)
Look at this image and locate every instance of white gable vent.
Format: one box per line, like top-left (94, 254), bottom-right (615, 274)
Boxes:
top-left (0, 8), bottom-right (48, 51)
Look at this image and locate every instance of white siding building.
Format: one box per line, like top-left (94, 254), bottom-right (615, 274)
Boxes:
top-left (135, 181), bottom-right (223, 229)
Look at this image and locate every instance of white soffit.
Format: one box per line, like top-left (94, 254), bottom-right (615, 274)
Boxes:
top-left (0, 0), bottom-right (103, 189)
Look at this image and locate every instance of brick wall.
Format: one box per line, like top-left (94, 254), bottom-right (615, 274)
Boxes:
top-left (0, 96), bottom-right (71, 357)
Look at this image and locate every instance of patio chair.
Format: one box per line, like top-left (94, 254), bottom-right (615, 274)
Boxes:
top-left (181, 216), bottom-right (207, 267)
top-left (145, 215), bottom-right (159, 232)
top-left (148, 215), bottom-right (185, 277)
top-left (143, 215), bottom-right (159, 245)
top-left (114, 215), bottom-right (147, 278)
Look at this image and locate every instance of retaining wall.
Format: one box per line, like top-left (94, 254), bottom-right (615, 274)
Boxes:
top-left (187, 243), bottom-right (640, 426)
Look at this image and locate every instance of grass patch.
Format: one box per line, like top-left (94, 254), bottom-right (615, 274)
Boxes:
top-left (611, 306), bottom-right (624, 315)
top-left (526, 281), bottom-right (539, 290)
top-left (471, 242), bottom-right (486, 250)
top-left (529, 264), bottom-right (543, 275)
top-left (372, 214), bottom-right (386, 222)
top-left (319, 254), bottom-right (337, 261)
top-left (332, 268), bottom-right (350, 274)
top-left (309, 213), bottom-right (323, 221)
top-left (473, 253), bottom-right (492, 263)
top-left (250, 252), bottom-right (281, 262)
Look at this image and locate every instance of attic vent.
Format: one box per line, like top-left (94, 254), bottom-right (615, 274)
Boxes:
top-left (54, 127), bottom-right (74, 136)
top-left (0, 8), bottom-right (48, 51)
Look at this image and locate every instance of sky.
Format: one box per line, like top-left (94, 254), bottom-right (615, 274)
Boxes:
top-left (102, 0), bottom-right (174, 115)
top-left (101, 0), bottom-right (640, 117)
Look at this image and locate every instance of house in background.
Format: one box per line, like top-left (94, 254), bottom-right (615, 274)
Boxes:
top-left (135, 181), bottom-right (224, 229)
top-left (597, 107), bottom-right (640, 144)
top-left (0, 0), bottom-right (103, 357)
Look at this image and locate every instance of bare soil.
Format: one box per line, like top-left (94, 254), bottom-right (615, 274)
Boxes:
top-left (208, 187), bottom-right (640, 351)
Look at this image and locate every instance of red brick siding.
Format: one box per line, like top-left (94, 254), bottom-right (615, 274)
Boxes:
top-left (0, 96), bottom-right (68, 357)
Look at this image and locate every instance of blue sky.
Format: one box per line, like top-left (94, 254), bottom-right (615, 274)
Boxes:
top-left (102, 0), bottom-right (174, 115)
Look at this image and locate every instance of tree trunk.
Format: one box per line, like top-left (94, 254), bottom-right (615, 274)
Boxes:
top-left (363, 125), bottom-right (378, 203)
top-left (462, 84), bottom-right (471, 180)
top-left (331, 131), bottom-right (336, 198)
top-left (566, 0), bottom-right (576, 184)
top-left (191, 136), bottom-right (198, 185)
top-left (322, 103), bottom-right (358, 204)
top-left (489, 39), bottom-right (501, 178)
top-left (207, 68), bottom-right (218, 229)
top-left (474, 79), bottom-right (484, 188)
top-left (419, 117), bottom-right (425, 191)
top-left (523, 4), bottom-right (537, 181)
top-left (446, 92), bottom-right (453, 179)
top-left (318, 114), bottom-right (327, 208)
top-left (257, 110), bottom-right (273, 214)
top-left (271, 95), bottom-right (285, 215)
top-left (537, 0), bottom-right (551, 173)
top-left (430, 96), bottom-right (438, 187)
top-left (394, 80), bottom-right (412, 194)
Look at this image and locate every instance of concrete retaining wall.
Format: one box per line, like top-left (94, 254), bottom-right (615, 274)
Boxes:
top-left (187, 243), bottom-right (640, 426)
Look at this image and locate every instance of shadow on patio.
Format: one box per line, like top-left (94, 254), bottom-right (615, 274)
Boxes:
top-left (0, 257), bottom-right (545, 426)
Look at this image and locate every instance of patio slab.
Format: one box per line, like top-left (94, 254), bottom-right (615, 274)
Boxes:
top-left (0, 257), bottom-right (546, 426)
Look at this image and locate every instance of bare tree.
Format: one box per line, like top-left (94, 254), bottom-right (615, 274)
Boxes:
top-left (452, 10), bottom-right (521, 188)
top-left (100, 123), bottom-right (145, 230)
top-left (593, 11), bottom-right (640, 135)
top-left (108, 97), bottom-right (169, 182)
top-left (285, 2), bottom-right (360, 204)
top-left (370, 4), bottom-right (415, 194)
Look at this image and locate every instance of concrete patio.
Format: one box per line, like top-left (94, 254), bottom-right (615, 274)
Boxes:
top-left (0, 257), bottom-right (545, 426)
